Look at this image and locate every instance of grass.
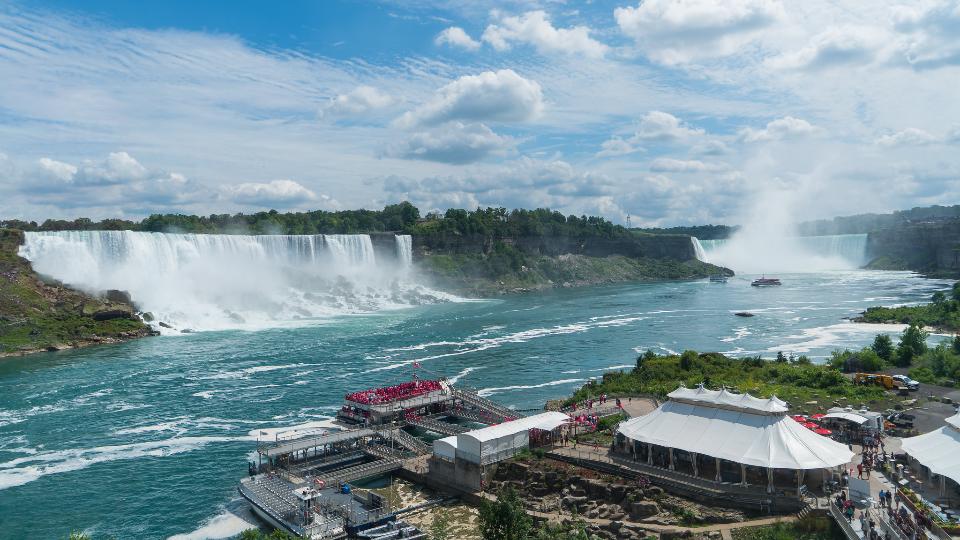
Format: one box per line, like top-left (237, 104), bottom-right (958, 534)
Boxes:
top-left (0, 228), bottom-right (151, 354)
top-left (731, 520), bottom-right (840, 540)
top-left (566, 351), bottom-right (888, 413)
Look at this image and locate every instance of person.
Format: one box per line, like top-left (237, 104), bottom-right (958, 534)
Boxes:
top-left (858, 462), bottom-right (864, 479)
top-left (878, 489), bottom-right (886, 507)
top-left (886, 489), bottom-right (893, 508)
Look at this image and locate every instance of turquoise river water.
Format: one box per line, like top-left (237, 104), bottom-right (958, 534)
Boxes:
top-left (0, 271), bottom-right (952, 539)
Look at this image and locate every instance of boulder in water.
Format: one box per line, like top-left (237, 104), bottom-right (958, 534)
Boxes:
top-left (734, 312), bottom-right (755, 317)
top-left (158, 321), bottom-right (173, 329)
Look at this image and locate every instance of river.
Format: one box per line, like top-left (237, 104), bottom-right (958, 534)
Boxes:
top-left (0, 270), bottom-right (951, 538)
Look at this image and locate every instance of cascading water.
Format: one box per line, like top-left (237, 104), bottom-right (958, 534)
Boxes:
top-left (19, 231), bottom-right (449, 332)
top-left (395, 235), bottom-right (413, 266)
top-left (690, 237), bottom-right (708, 263)
top-left (694, 233), bottom-right (869, 273)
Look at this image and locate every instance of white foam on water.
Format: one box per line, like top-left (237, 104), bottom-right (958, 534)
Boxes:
top-left (477, 378), bottom-right (584, 397)
top-left (720, 327), bottom-right (752, 343)
top-left (447, 366), bottom-right (482, 385)
top-left (113, 417), bottom-right (191, 436)
top-left (0, 435), bottom-right (250, 490)
top-left (767, 322), bottom-right (911, 354)
top-left (167, 509), bottom-right (256, 540)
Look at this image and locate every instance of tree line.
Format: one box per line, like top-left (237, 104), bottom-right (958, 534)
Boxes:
top-left (2, 203), bottom-right (631, 240)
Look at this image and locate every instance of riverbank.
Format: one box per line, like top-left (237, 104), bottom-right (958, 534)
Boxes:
top-left (0, 229), bottom-right (155, 357)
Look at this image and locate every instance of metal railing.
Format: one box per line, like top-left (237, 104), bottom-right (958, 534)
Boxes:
top-left (450, 387), bottom-right (522, 420)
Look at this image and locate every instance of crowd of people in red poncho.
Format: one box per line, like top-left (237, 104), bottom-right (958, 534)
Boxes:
top-left (345, 379), bottom-right (443, 405)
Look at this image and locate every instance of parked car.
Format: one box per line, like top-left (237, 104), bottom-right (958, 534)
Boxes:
top-left (892, 374), bottom-right (920, 390)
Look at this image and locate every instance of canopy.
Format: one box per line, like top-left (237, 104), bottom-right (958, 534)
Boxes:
top-left (668, 385), bottom-right (788, 414)
top-left (902, 413), bottom-right (960, 485)
top-left (824, 412), bottom-right (870, 425)
top-left (618, 391), bottom-right (853, 470)
top-left (457, 411), bottom-right (569, 465)
top-left (433, 436), bottom-right (457, 461)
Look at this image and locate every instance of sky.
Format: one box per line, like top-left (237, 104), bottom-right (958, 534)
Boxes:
top-left (0, 0), bottom-right (958, 226)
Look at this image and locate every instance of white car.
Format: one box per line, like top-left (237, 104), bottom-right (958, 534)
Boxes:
top-left (892, 374), bottom-right (920, 390)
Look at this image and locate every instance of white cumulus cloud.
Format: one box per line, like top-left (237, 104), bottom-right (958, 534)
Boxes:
top-left (875, 128), bottom-right (938, 147)
top-left (221, 179), bottom-right (318, 206)
top-left (739, 116), bottom-right (819, 142)
top-left (395, 69), bottom-right (543, 128)
top-left (634, 111), bottom-right (705, 140)
top-left (434, 27), bottom-right (481, 51)
top-left (767, 26), bottom-right (888, 70)
top-left (615, 0), bottom-right (783, 64)
top-left (320, 86), bottom-right (395, 117)
top-left (386, 122), bottom-right (515, 164)
top-left (481, 10), bottom-right (608, 58)
top-left (649, 158), bottom-right (727, 173)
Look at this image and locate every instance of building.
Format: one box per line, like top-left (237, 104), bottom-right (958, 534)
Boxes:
top-left (615, 385), bottom-right (853, 500)
top-left (901, 411), bottom-right (960, 497)
top-left (430, 411), bottom-right (570, 490)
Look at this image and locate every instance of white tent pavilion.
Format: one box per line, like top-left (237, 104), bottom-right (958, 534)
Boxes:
top-left (617, 385), bottom-right (854, 494)
top-left (901, 413), bottom-right (960, 496)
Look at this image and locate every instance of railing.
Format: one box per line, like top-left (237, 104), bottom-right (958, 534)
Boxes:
top-left (828, 500), bottom-right (861, 540)
top-left (406, 416), bottom-right (469, 436)
top-left (319, 458), bottom-right (403, 484)
top-left (450, 387), bottom-right (522, 420)
top-left (375, 427), bottom-right (430, 455)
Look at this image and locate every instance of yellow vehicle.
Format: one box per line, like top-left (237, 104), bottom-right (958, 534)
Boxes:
top-left (854, 373), bottom-right (896, 390)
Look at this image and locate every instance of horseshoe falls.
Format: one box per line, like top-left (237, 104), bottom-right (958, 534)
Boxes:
top-left (693, 233), bottom-right (869, 273)
top-left (18, 231), bottom-right (442, 332)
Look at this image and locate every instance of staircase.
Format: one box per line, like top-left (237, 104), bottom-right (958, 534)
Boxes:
top-left (406, 416), bottom-right (469, 437)
top-left (383, 428), bottom-right (430, 455)
top-left (318, 458), bottom-right (403, 484)
top-left (451, 387), bottom-right (521, 421)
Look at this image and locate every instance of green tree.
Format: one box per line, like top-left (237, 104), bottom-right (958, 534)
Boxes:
top-left (933, 291), bottom-right (947, 305)
top-left (636, 349), bottom-right (657, 371)
top-left (953, 335), bottom-right (960, 355)
top-left (871, 334), bottom-right (894, 362)
top-left (430, 508), bottom-right (453, 540)
top-left (478, 487), bottom-right (533, 540)
top-left (679, 350), bottom-right (698, 371)
top-left (896, 324), bottom-right (929, 367)
top-left (775, 351), bottom-right (788, 364)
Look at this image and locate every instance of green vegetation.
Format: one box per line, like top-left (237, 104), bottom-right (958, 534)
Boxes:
top-left (730, 519), bottom-right (839, 540)
top-left (0, 229), bottom-right (152, 355)
top-left (568, 350), bottom-right (885, 410)
top-left (478, 486), bottom-right (533, 540)
top-left (421, 248), bottom-right (723, 296)
top-left (857, 283), bottom-right (960, 331)
top-left (430, 508), bottom-right (453, 540)
top-left (632, 224), bottom-right (735, 240)
top-left (408, 207), bottom-right (629, 240)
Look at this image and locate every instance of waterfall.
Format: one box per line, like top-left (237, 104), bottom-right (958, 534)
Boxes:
top-left (395, 235), bottom-right (413, 266)
top-left (19, 231), bottom-right (449, 332)
top-left (696, 233), bottom-right (869, 273)
top-left (691, 237), bottom-right (708, 263)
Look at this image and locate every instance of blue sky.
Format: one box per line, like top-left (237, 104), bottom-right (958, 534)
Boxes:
top-left (0, 0), bottom-right (958, 225)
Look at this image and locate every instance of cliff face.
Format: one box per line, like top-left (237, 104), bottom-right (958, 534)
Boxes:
top-left (412, 232), bottom-right (697, 260)
top-left (410, 231), bottom-right (727, 296)
top-left (0, 229), bottom-right (155, 357)
top-left (866, 220), bottom-right (960, 276)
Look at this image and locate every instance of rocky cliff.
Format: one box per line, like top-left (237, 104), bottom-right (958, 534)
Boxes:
top-left (866, 219), bottom-right (960, 277)
top-left (412, 232), bottom-right (698, 260)
top-left (0, 229), bottom-right (155, 357)
top-left (411, 231), bottom-right (728, 296)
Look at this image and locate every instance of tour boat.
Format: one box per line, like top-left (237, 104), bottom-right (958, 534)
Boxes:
top-left (709, 274), bottom-right (728, 283)
top-left (751, 277), bottom-right (782, 287)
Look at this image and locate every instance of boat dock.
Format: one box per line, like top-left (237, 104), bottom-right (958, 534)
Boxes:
top-left (242, 376), bottom-right (526, 538)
